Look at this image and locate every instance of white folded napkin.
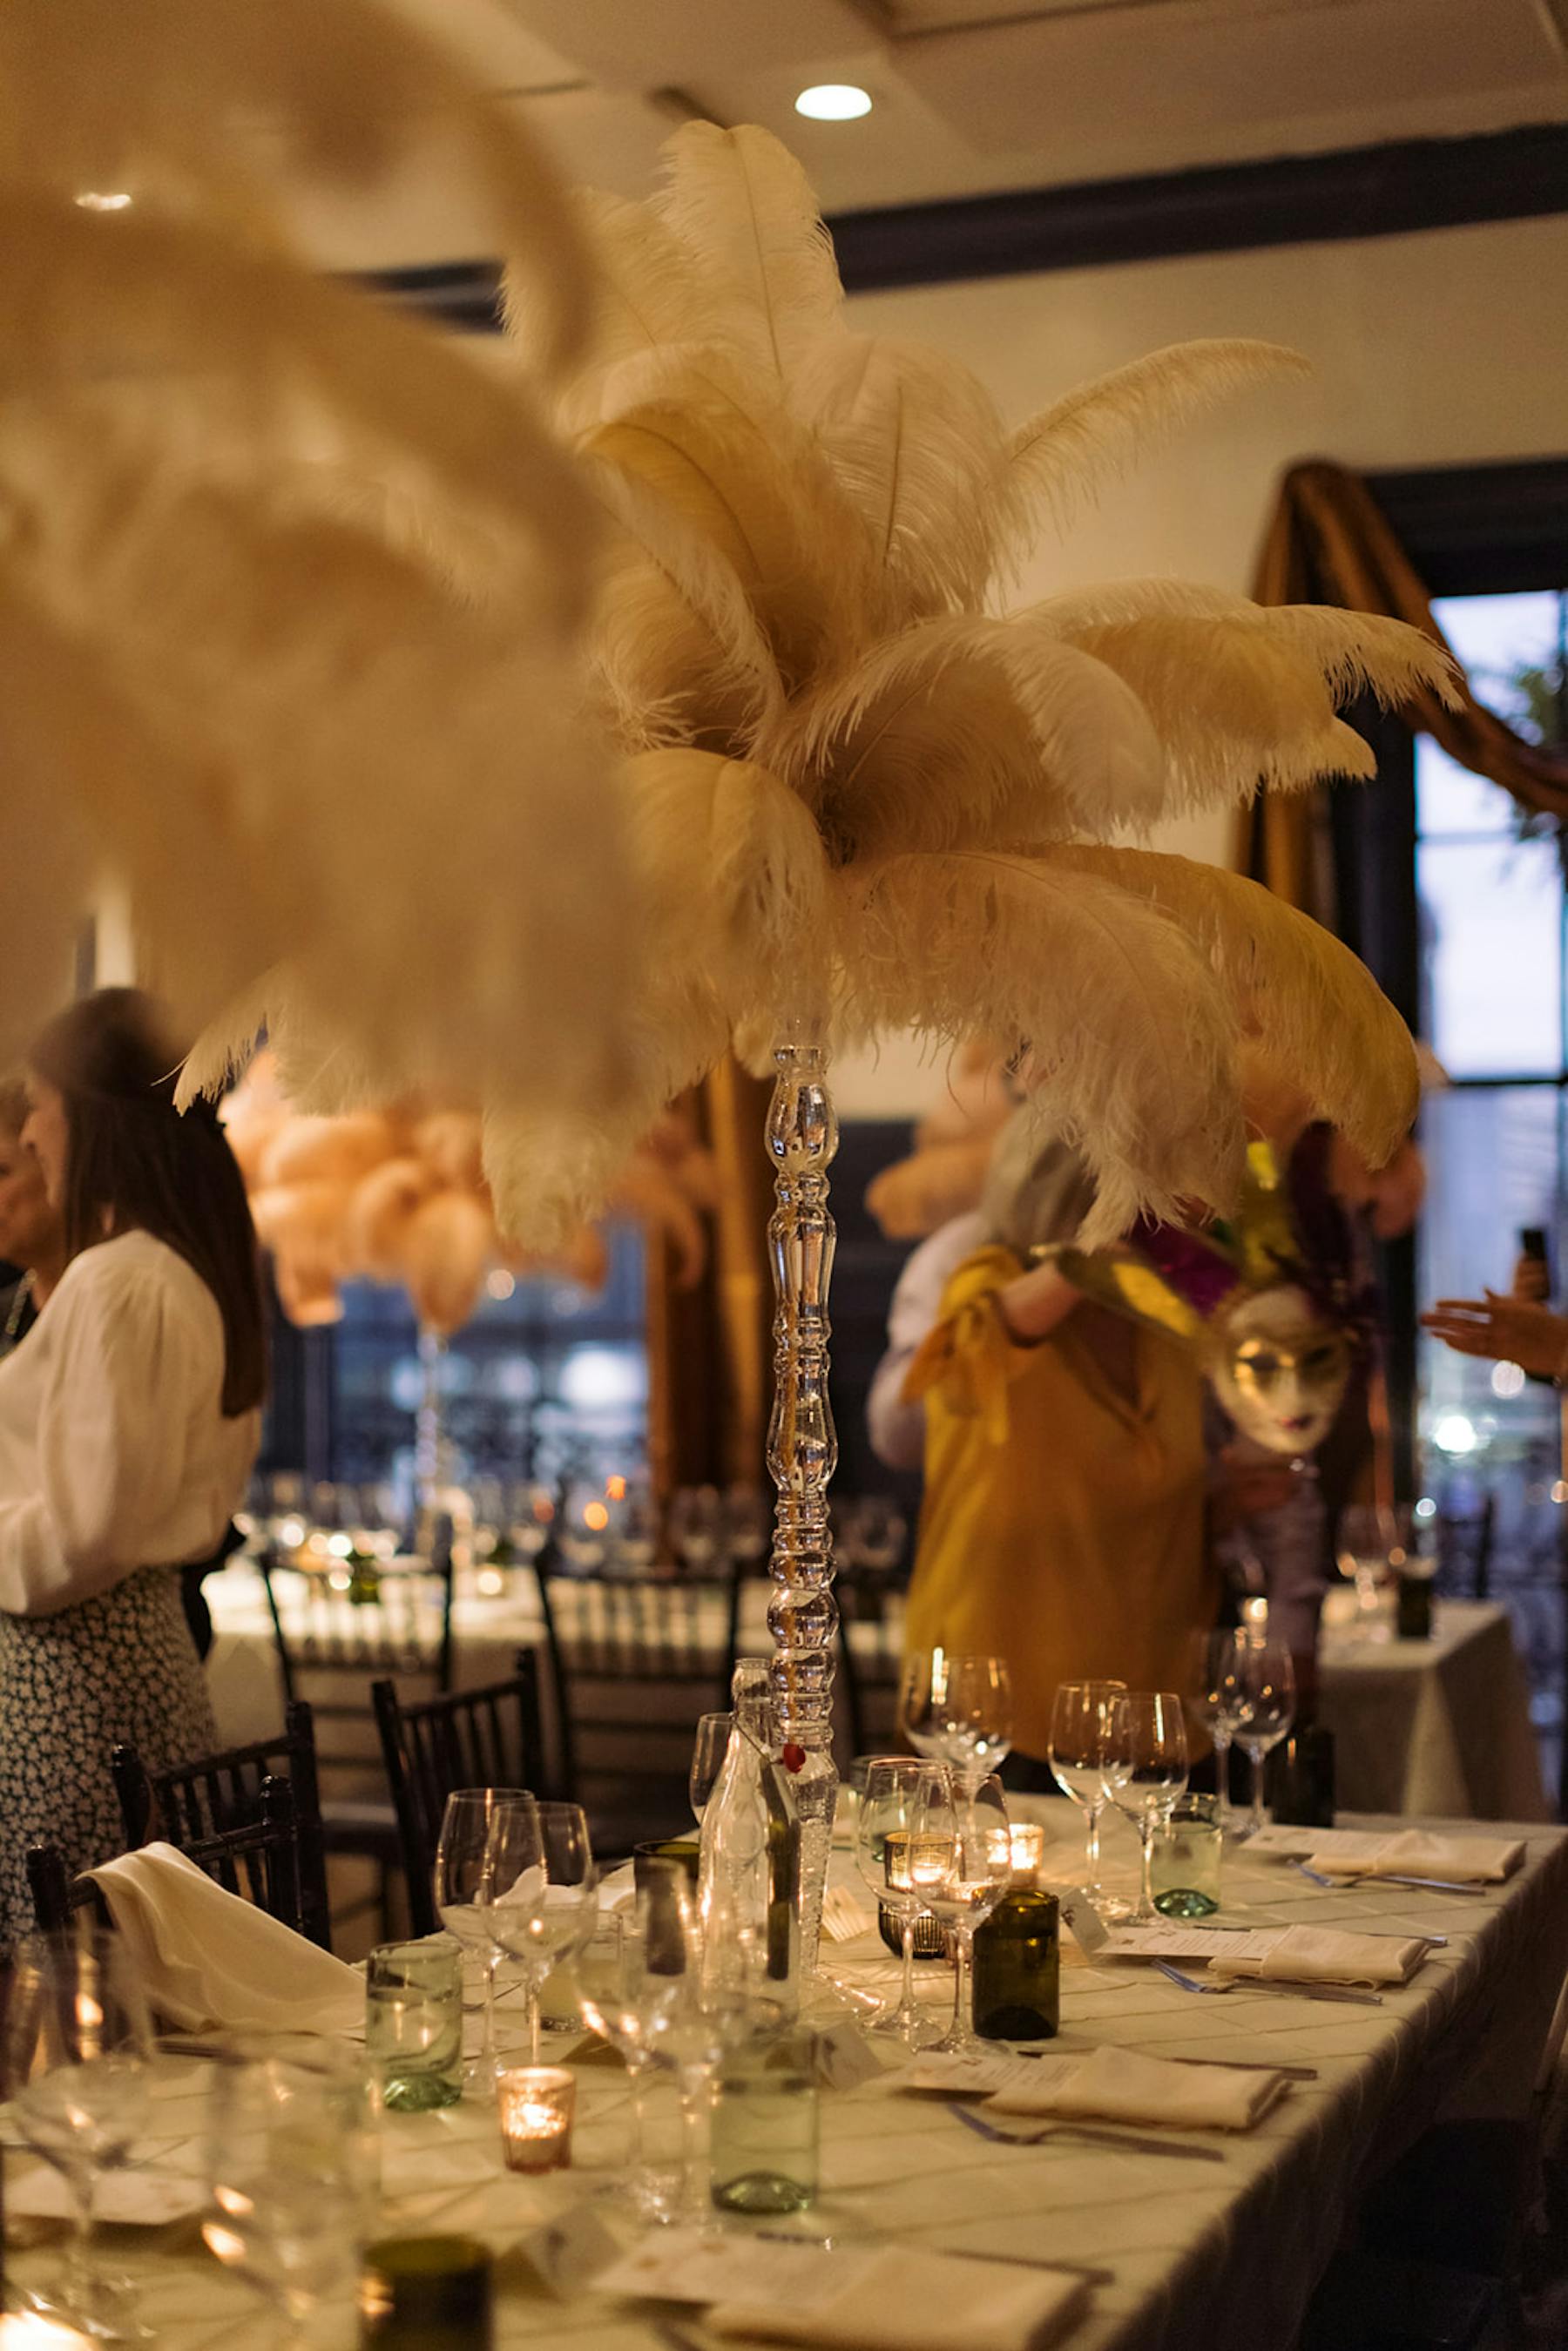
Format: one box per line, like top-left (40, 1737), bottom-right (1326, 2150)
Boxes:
top-left (88, 1843), bottom-right (364, 2037)
top-left (1206, 1922), bottom-right (1424, 1988)
top-left (985, 2043), bottom-right (1287, 2133)
top-left (1305, 1830), bottom-right (1524, 1884)
top-left (706, 2246), bottom-right (1089, 2351)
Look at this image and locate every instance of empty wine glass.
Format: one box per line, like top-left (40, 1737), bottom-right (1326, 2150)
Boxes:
top-left (483, 1800), bottom-right (597, 2063)
top-left (574, 1916), bottom-right (672, 2218)
top-left (1336, 1503), bottom-right (1404, 1641)
top-left (898, 1650), bottom-right (1013, 1790)
top-left (854, 1757), bottom-right (947, 2048)
top-left (1220, 1634), bottom-right (1297, 1836)
top-left (850, 1496), bottom-right (908, 1577)
top-left (1047, 1679), bottom-right (1127, 1910)
top-left (723, 1485), bottom-right (772, 1569)
top-left (203, 2038), bottom-right (376, 2347)
top-left (668, 1485), bottom-right (726, 1574)
top-left (1186, 1632), bottom-right (1243, 1825)
top-left (433, 1787), bottom-right (542, 2085)
top-left (3, 1929), bottom-right (152, 2341)
top-left (689, 1713), bottom-right (733, 1824)
top-left (907, 1773), bottom-right (1013, 2058)
top-left (1101, 1691), bottom-right (1189, 1922)
top-left (635, 1866), bottom-right (771, 2222)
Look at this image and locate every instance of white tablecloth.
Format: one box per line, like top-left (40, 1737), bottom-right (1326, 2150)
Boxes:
top-left (1319, 1600), bottom-right (1548, 1823)
top-left (8, 1814), bottom-right (1566, 2351)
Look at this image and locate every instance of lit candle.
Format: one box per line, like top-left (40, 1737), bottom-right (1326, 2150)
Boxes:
top-left (0, 2317), bottom-right (95, 2347)
top-left (496, 2064), bottom-right (575, 2173)
top-left (1009, 1823), bottom-right (1046, 1885)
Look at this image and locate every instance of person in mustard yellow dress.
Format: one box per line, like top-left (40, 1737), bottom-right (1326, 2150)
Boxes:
top-left (902, 1116), bottom-right (1288, 1786)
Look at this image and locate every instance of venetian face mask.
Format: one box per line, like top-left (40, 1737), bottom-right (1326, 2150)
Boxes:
top-left (1208, 1283), bottom-right (1354, 1456)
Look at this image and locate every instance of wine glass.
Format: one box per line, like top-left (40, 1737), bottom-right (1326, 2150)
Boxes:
top-left (898, 1650), bottom-right (1013, 1789)
top-left (1186, 1632), bottom-right (1242, 1826)
top-left (854, 1757), bottom-right (947, 2048)
top-left (482, 1800), bottom-right (597, 2064)
top-left (668, 1485), bottom-right (726, 1574)
top-left (633, 1865), bottom-right (771, 2222)
top-left (432, 1787), bottom-right (542, 2085)
top-left (574, 1915), bottom-right (675, 2218)
top-left (1220, 1635), bottom-right (1297, 1837)
top-left (907, 1773), bottom-right (1013, 2058)
top-left (3, 1929), bottom-right (153, 2341)
top-left (723, 1485), bottom-right (772, 1570)
top-left (1336, 1503), bottom-right (1402, 1641)
top-left (1101, 1692), bottom-right (1189, 1922)
top-left (689, 1713), bottom-right (733, 1824)
top-left (203, 2038), bottom-right (376, 2347)
top-left (1047, 1679), bottom-right (1127, 1909)
top-left (852, 1496), bottom-right (908, 1577)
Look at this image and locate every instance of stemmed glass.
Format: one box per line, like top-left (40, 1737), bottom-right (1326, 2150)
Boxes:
top-left (203, 2038), bottom-right (376, 2348)
top-left (1220, 1635), bottom-right (1297, 1836)
top-left (1187, 1632), bottom-right (1241, 1826)
top-left (1337, 1503), bottom-right (1402, 1641)
top-left (483, 1800), bottom-right (598, 2064)
top-left (636, 1865), bottom-right (773, 2222)
top-left (854, 1757), bottom-right (947, 2048)
top-left (668, 1485), bottom-right (726, 1574)
top-left (432, 1787), bottom-right (542, 2086)
top-left (689, 1713), bottom-right (733, 1825)
top-left (906, 1773), bottom-right (1013, 2058)
top-left (1101, 1692), bottom-right (1189, 1922)
top-left (3, 1929), bottom-right (152, 2341)
top-left (898, 1650), bottom-right (1014, 1790)
top-left (1047, 1679), bottom-right (1127, 1911)
top-left (574, 1915), bottom-right (673, 2219)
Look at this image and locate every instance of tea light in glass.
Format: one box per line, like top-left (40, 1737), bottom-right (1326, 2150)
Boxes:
top-left (497, 2065), bottom-right (575, 2173)
top-left (1008, 1823), bottom-right (1046, 1885)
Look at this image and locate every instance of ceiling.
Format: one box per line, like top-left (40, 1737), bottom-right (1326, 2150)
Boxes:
top-left (280, 0), bottom-right (1568, 266)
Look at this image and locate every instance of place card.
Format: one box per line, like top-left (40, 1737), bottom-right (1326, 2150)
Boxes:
top-left (813, 2021), bottom-right (886, 2091)
top-left (517, 2201), bottom-right (624, 2299)
top-left (5, 2167), bottom-right (205, 2227)
top-left (596, 2227), bottom-right (880, 2309)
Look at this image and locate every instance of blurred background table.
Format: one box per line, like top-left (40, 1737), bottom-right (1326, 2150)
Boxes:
top-left (1319, 1598), bottom-right (1548, 1823)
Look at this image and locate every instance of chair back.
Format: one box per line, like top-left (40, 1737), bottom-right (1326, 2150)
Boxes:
top-left (372, 1652), bottom-right (548, 1937)
top-left (258, 1543), bottom-right (456, 1708)
top-left (27, 1775), bottom-right (310, 1940)
top-left (835, 1604), bottom-right (906, 1768)
top-left (534, 1566), bottom-right (742, 1851)
top-left (1435, 1493), bottom-right (1497, 1600)
top-left (112, 1704), bottom-right (332, 1950)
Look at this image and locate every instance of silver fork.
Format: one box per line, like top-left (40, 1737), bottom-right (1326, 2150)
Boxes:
top-left (1154, 1958), bottom-right (1382, 2006)
top-left (950, 2098), bottom-right (1225, 2163)
top-left (1294, 1862), bottom-right (1485, 1897)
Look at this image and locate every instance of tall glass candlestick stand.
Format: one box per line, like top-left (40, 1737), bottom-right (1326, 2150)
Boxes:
top-left (415, 1324), bottom-right (452, 1549)
top-left (764, 1035), bottom-right (839, 1971)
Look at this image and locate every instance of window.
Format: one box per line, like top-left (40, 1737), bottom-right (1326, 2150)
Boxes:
top-left (1415, 589), bottom-right (1566, 1780)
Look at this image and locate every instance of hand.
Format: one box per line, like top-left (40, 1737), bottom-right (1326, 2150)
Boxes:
top-left (1422, 1291), bottom-right (1568, 1381)
top-left (1210, 1448), bottom-right (1299, 1536)
top-left (1511, 1253), bottom-right (1551, 1305)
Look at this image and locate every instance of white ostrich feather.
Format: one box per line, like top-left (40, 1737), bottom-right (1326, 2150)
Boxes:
top-left (790, 334), bottom-right (1009, 623)
top-left (586, 460), bottom-right (786, 748)
top-left (1002, 340), bottom-right (1309, 546)
top-left (777, 615), bottom-right (1165, 856)
top-left (656, 124), bottom-right (844, 386)
top-left (833, 848), bottom-right (1243, 1247)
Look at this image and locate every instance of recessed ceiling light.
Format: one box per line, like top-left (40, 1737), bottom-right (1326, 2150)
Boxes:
top-left (794, 84), bottom-right (872, 123)
top-left (74, 190), bottom-right (132, 212)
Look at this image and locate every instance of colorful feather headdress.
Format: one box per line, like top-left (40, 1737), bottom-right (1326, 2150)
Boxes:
top-left (494, 123), bottom-right (1460, 1251)
top-left (0, 0), bottom-right (632, 1123)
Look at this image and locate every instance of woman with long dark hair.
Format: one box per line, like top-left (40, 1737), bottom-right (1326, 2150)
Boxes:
top-left (0, 989), bottom-right (265, 1941)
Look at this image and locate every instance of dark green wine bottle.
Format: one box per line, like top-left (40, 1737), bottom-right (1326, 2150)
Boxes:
top-left (972, 1889), bottom-right (1060, 2041)
top-left (361, 2235), bottom-right (493, 2348)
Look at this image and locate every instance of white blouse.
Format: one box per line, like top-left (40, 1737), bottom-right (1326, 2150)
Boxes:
top-left (0, 1231), bottom-right (260, 1618)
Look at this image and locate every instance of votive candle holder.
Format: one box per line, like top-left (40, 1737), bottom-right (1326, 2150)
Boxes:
top-left (497, 2065), bottom-right (575, 2173)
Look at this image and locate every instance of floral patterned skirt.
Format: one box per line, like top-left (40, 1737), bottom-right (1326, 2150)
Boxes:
top-left (0, 1566), bottom-right (217, 1946)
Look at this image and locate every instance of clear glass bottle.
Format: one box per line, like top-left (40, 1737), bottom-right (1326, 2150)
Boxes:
top-left (697, 1659), bottom-right (801, 2015)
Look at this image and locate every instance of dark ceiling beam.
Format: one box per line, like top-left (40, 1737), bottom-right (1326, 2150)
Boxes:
top-left (359, 119), bottom-right (1568, 330)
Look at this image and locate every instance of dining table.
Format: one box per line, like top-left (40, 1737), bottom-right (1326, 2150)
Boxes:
top-left (6, 1806), bottom-right (1565, 2351)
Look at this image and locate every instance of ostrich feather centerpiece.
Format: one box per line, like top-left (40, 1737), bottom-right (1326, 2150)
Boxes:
top-left (0, 0), bottom-right (632, 1125)
top-left (497, 122), bottom-right (1456, 1962)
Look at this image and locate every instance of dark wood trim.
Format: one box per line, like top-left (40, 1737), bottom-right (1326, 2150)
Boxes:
top-left (361, 120), bottom-right (1568, 330)
top-left (1365, 458), bottom-right (1568, 599)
